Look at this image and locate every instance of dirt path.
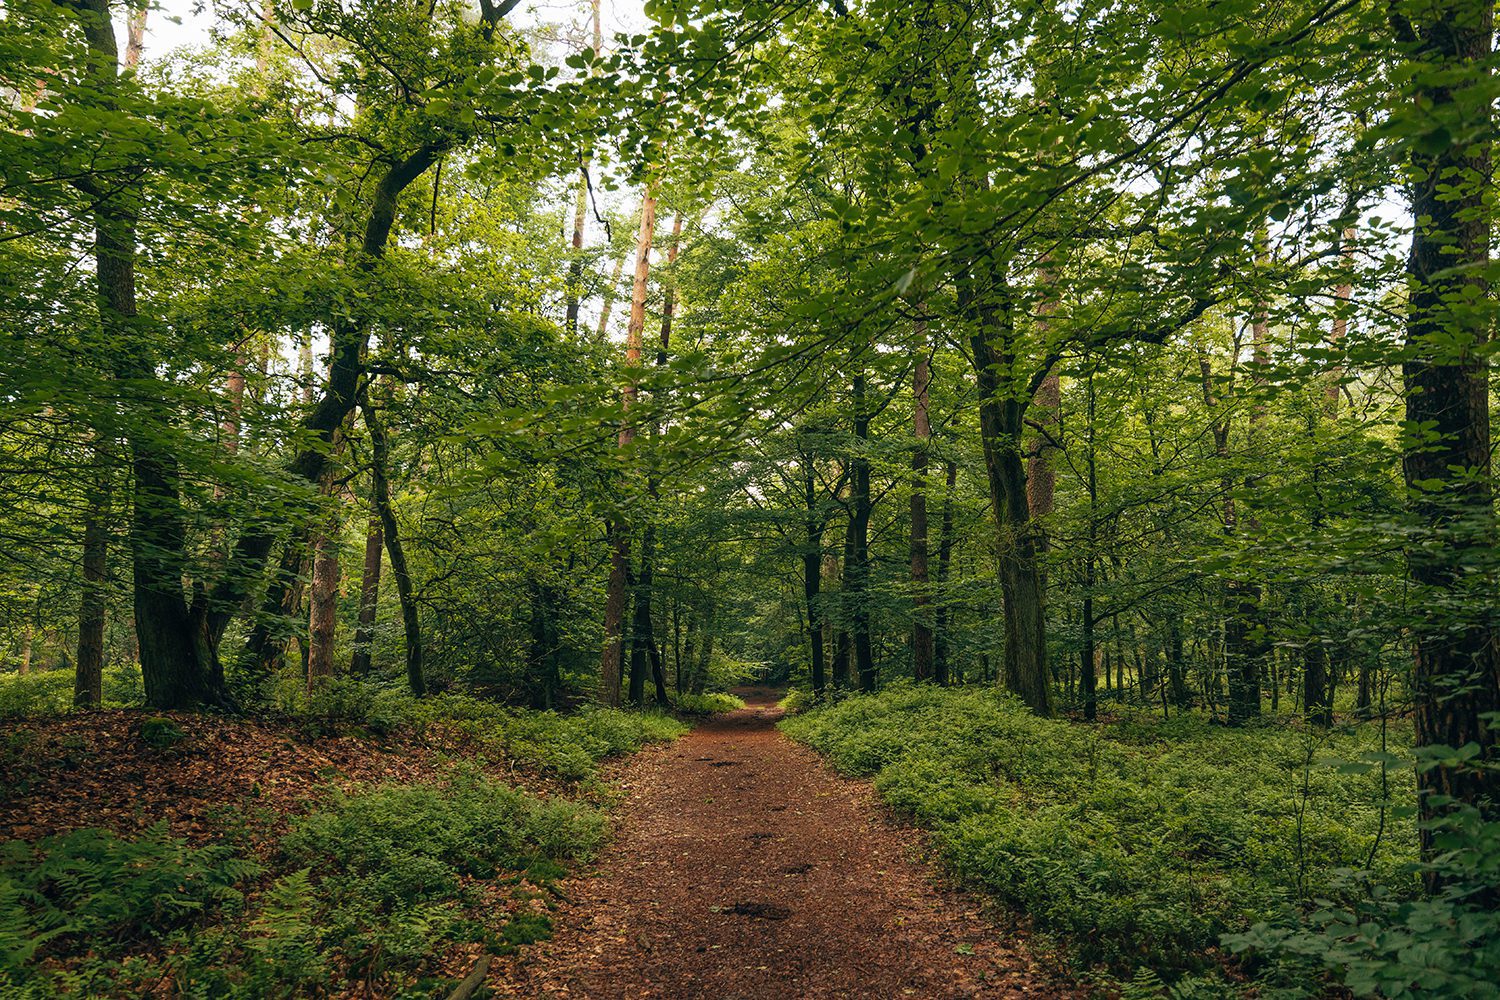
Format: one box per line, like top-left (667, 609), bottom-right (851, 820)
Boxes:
top-left (494, 689), bottom-right (1072, 999)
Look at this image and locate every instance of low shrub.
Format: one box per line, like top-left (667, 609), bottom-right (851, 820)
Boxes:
top-left (674, 692), bottom-right (746, 715)
top-left (0, 664), bottom-right (143, 719)
top-left (270, 770), bottom-right (607, 991)
top-left (273, 677), bottom-right (688, 779)
top-left (1226, 788), bottom-right (1500, 998)
top-left (0, 824), bottom-right (262, 996)
top-left (781, 683), bottom-right (1419, 990)
top-left (0, 772), bottom-right (610, 998)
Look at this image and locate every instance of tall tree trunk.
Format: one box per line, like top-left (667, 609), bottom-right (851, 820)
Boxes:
top-left (932, 460), bottom-right (956, 685)
top-left (350, 513), bottom-right (382, 675)
top-left (305, 444), bottom-right (344, 690)
top-left (1393, 0), bottom-right (1500, 847)
top-left (66, 0), bottom-right (225, 709)
top-left (805, 464), bottom-right (827, 697)
top-left (628, 526), bottom-right (657, 705)
top-left (74, 446), bottom-right (109, 708)
top-left (600, 188), bottom-right (657, 706)
top-left (595, 252), bottom-right (628, 342)
top-left (849, 369), bottom-right (875, 692)
top-left (363, 395), bottom-right (424, 697)
top-left (565, 174), bottom-right (589, 338)
top-left (1199, 347), bottom-right (1261, 725)
top-left (835, 520), bottom-right (855, 689)
top-left (124, 3), bottom-right (146, 70)
top-left (1081, 366), bottom-right (1099, 721)
top-left (967, 320), bottom-right (1052, 716)
top-left (910, 315), bottom-right (935, 682)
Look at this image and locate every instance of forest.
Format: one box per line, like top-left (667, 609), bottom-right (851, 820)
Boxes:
top-left (1, 0), bottom-right (1498, 997)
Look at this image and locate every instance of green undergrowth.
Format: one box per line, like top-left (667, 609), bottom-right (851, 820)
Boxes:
top-left (0, 665), bottom-right (144, 720)
top-left (1, 695), bottom-right (685, 997)
top-left (673, 691), bottom-right (746, 714)
top-left (273, 676), bottom-right (687, 778)
top-left (781, 683), bottom-right (1423, 997)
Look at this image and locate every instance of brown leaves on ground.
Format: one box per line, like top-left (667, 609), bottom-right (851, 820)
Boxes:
top-left (0, 709), bottom-right (523, 846)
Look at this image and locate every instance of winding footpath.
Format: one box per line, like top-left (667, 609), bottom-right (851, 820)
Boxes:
top-left (494, 689), bottom-right (1072, 999)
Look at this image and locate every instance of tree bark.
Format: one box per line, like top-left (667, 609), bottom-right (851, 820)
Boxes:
top-left (350, 514), bottom-right (383, 675)
top-left (849, 369), bottom-right (875, 692)
top-left (74, 445), bottom-right (109, 709)
top-left (600, 187), bottom-right (657, 706)
top-left (364, 395), bottom-right (424, 697)
top-left (910, 315), bottom-right (934, 682)
top-left (305, 447), bottom-right (344, 690)
top-left (967, 317), bottom-right (1052, 716)
top-left (932, 460), bottom-right (956, 685)
top-left (804, 462), bottom-right (827, 696)
top-left (1198, 347), bottom-right (1262, 724)
top-left (1394, 0), bottom-right (1500, 848)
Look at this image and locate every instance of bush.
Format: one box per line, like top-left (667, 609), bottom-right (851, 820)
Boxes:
top-left (674, 692), bottom-right (746, 715)
top-left (272, 677), bottom-right (688, 779)
top-left (0, 664), bottom-right (143, 719)
top-left (274, 770), bottom-right (606, 989)
top-left (782, 683), bottom-right (1418, 988)
top-left (1226, 796), bottom-right (1500, 998)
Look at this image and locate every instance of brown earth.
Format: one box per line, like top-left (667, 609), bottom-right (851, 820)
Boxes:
top-left (493, 688), bottom-right (1077, 999)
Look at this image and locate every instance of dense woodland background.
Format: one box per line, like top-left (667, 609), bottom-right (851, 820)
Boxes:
top-left (2, 0), bottom-right (1499, 996)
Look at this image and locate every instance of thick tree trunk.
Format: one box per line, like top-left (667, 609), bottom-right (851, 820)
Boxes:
top-left (628, 525), bottom-right (658, 705)
top-left (364, 397), bottom-right (424, 697)
top-left (968, 325), bottom-right (1052, 715)
top-left (350, 514), bottom-right (383, 675)
top-left (1395, 0), bottom-right (1500, 847)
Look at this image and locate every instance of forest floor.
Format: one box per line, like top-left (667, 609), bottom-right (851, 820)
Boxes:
top-left (493, 687), bottom-right (1075, 999)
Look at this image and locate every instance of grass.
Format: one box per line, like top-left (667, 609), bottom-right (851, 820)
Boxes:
top-left (780, 682), bottom-right (1419, 994)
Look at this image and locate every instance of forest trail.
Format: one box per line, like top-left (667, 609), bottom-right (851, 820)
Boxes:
top-left (494, 689), bottom-right (1070, 999)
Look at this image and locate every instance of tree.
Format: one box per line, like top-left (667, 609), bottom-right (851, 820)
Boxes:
top-left (1390, 0), bottom-right (1500, 842)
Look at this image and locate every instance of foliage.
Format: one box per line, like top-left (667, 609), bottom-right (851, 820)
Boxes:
top-left (267, 770), bottom-right (605, 992)
top-left (271, 681), bottom-right (689, 778)
top-left (673, 692), bottom-right (745, 714)
top-left (0, 823), bottom-right (261, 995)
top-left (1225, 803), bottom-right (1500, 999)
top-left (782, 684), bottom-right (1418, 988)
top-left (0, 692), bottom-right (684, 996)
top-left (0, 665), bottom-right (143, 720)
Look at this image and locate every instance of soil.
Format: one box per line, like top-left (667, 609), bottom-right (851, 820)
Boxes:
top-left (493, 687), bottom-right (1077, 999)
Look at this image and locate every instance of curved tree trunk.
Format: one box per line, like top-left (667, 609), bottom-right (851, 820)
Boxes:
top-left (363, 395), bottom-right (424, 697)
